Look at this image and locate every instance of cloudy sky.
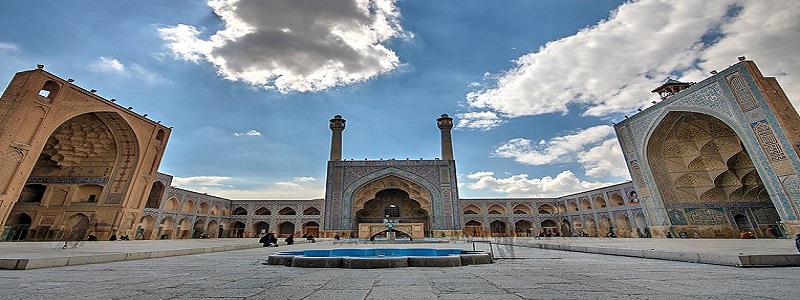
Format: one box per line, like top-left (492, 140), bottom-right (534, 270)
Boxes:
top-left (1, 0), bottom-right (798, 200)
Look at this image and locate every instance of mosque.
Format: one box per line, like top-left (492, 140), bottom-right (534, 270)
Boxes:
top-left (0, 58), bottom-right (798, 242)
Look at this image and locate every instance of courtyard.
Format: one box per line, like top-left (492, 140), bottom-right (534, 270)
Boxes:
top-left (0, 238), bottom-right (797, 299)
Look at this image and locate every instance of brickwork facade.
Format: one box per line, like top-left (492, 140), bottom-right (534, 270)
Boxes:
top-left (0, 68), bottom-right (171, 241)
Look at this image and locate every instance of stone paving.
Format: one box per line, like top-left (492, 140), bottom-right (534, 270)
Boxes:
top-left (0, 238), bottom-right (798, 299)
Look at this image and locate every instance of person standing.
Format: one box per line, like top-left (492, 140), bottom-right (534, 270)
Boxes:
top-left (794, 232), bottom-right (800, 253)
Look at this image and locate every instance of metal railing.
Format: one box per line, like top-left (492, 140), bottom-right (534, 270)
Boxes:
top-left (467, 239), bottom-right (495, 259)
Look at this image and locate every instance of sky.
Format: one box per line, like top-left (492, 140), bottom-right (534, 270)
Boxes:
top-left (1, 0), bottom-right (799, 200)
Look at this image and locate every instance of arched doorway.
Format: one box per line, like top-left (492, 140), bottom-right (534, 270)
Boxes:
top-left (145, 182), bottom-right (165, 208)
top-left (733, 214), bottom-right (753, 231)
top-left (572, 218), bottom-right (585, 236)
top-left (585, 218), bottom-right (597, 236)
top-left (138, 216), bottom-right (155, 240)
top-left (18, 184), bottom-right (46, 203)
top-left (63, 213), bottom-right (91, 241)
top-left (5, 213), bottom-right (32, 241)
top-left (598, 215), bottom-right (612, 237)
top-left (614, 214), bottom-right (632, 237)
top-left (540, 219), bottom-right (557, 236)
top-left (158, 217), bottom-right (174, 239)
top-left (230, 221), bottom-right (245, 238)
top-left (207, 220), bottom-right (219, 238)
top-left (464, 220), bottom-right (482, 237)
top-left (278, 222), bottom-right (295, 238)
top-left (355, 189), bottom-right (429, 232)
top-left (647, 112), bottom-right (779, 237)
top-left (193, 220), bottom-right (205, 238)
top-left (490, 220), bottom-right (507, 237)
top-left (177, 218), bottom-right (192, 239)
top-left (350, 175), bottom-right (434, 237)
top-left (561, 219), bottom-right (572, 237)
top-left (634, 212), bottom-right (648, 237)
top-left (253, 221), bottom-right (270, 236)
top-left (302, 221), bottom-right (320, 237)
top-left (515, 220), bottom-right (533, 237)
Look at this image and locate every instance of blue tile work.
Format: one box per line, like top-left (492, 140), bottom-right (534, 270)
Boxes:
top-left (27, 177), bottom-right (110, 184)
top-left (324, 159), bottom-right (459, 231)
top-left (667, 209), bottom-right (688, 225)
top-left (614, 61), bottom-right (800, 231)
top-left (685, 208), bottom-right (728, 225)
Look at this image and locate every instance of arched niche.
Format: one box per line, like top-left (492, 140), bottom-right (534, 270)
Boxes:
top-left (463, 204), bottom-right (481, 214)
top-left (146, 182), bottom-right (165, 208)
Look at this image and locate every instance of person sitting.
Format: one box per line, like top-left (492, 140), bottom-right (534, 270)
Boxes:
top-left (306, 234), bottom-right (315, 243)
top-left (260, 232), bottom-right (279, 247)
top-left (284, 235), bottom-right (294, 245)
top-left (740, 231), bottom-right (756, 239)
top-left (269, 233), bottom-right (279, 246)
top-left (334, 234), bottom-right (340, 240)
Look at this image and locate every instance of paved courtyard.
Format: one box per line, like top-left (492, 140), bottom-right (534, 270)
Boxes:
top-left (0, 239), bottom-right (797, 299)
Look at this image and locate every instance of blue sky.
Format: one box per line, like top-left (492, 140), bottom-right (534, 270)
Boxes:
top-left (1, 0), bottom-right (799, 199)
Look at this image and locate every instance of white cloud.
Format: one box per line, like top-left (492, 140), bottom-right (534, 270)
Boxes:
top-left (87, 57), bottom-right (168, 85)
top-left (275, 181), bottom-right (301, 188)
top-left (0, 42), bottom-right (20, 52)
top-left (467, 171), bottom-right (495, 179)
top-left (461, 0), bottom-right (800, 127)
top-left (172, 175), bottom-right (323, 199)
top-left (159, 0), bottom-right (408, 93)
top-left (494, 125), bottom-right (617, 173)
top-left (172, 176), bottom-right (234, 188)
top-left (692, 0), bottom-right (800, 109)
top-left (233, 129), bottom-right (261, 137)
top-left (92, 57), bottom-right (125, 73)
top-left (466, 170), bottom-right (614, 197)
top-left (456, 111), bottom-right (506, 131)
top-left (578, 138), bottom-right (630, 178)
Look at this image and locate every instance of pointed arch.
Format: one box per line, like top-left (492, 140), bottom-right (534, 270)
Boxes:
top-left (278, 207), bottom-right (296, 215)
top-left (463, 204), bottom-right (481, 214)
top-left (303, 207), bottom-right (320, 215)
top-left (512, 204), bottom-right (532, 214)
top-left (341, 167), bottom-right (443, 230)
top-left (231, 207), bottom-right (248, 215)
top-left (146, 182), bottom-right (165, 208)
top-left (254, 207), bottom-right (271, 215)
top-left (487, 204), bottom-right (506, 214)
top-left (538, 204), bottom-right (557, 214)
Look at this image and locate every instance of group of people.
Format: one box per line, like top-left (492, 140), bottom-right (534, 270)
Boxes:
top-left (260, 232), bottom-right (315, 247)
top-left (108, 234), bottom-right (131, 241)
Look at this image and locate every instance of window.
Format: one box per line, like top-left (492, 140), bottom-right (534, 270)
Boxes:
top-left (384, 205), bottom-right (400, 218)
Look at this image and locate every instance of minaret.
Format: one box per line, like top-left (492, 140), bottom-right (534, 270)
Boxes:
top-left (437, 114), bottom-right (454, 160)
top-left (329, 115), bottom-right (346, 161)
